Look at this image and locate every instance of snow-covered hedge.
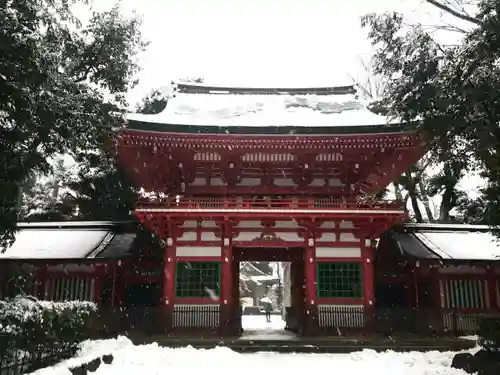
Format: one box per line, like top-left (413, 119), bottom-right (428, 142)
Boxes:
top-left (0, 296), bottom-right (97, 363)
top-left (479, 317), bottom-right (500, 352)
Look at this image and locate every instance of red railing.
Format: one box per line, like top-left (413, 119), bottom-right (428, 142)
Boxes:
top-left (136, 197), bottom-right (404, 211)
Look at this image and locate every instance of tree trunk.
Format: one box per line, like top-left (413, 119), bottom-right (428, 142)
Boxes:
top-left (410, 191), bottom-right (424, 222)
top-left (16, 184), bottom-right (23, 220)
top-left (405, 172), bottom-right (424, 222)
top-left (403, 193), bottom-right (410, 216)
top-left (418, 180), bottom-right (434, 222)
top-left (439, 188), bottom-right (453, 222)
top-left (394, 183), bottom-right (403, 201)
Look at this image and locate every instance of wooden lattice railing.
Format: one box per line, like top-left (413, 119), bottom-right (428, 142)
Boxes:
top-left (135, 196), bottom-right (404, 211)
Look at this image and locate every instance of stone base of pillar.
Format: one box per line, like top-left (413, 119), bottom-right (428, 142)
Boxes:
top-left (302, 305), bottom-right (319, 336)
top-left (363, 304), bottom-right (376, 335)
top-left (219, 304), bottom-right (233, 336)
top-left (162, 304), bottom-right (173, 334)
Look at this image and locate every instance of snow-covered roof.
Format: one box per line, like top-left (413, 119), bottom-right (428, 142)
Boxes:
top-left (0, 221), bottom-right (140, 260)
top-left (393, 224), bottom-right (500, 261)
top-left (404, 223), bottom-right (490, 231)
top-left (414, 230), bottom-right (500, 261)
top-left (0, 229), bottom-right (111, 259)
top-left (126, 82), bottom-right (396, 129)
top-left (16, 221), bottom-right (125, 229)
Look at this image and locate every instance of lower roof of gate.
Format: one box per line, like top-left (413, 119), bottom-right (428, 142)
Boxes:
top-left (1, 221), bottom-right (497, 262)
top-left (381, 223), bottom-right (500, 262)
top-left (0, 221), bottom-right (141, 261)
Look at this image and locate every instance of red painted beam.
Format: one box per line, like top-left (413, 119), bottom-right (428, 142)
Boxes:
top-left (182, 186), bottom-right (348, 196)
top-left (315, 298), bottom-right (365, 305)
top-left (118, 129), bottom-right (421, 148)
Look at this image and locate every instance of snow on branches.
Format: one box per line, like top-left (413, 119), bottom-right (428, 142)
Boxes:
top-left (0, 295), bottom-right (96, 360)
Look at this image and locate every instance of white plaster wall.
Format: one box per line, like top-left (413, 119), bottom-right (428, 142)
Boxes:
top-left (200, 232), bottom-right (219, 241)
top-left (176, 246), bottom-right (222, 257)
top-left (274, 178), bottom-right (297, 187)
top-left (317, 233), bottom-right (337, 242)
top-left (310, 178), bottom-right (326, 187)
top-left (181, 220), bottom-right (198, 228)
top-left (200, 220), bottom-right (217, 228)
top-left (328, 178), bottom-right (343, 187)
top-left (191, 177), bottom-right (207, 186)
top-left (274, 220), bottom-right (299, 228)
top-left (315, 247), bottom-right (361, 258)
top-left (339, 232), bottom-right (358, 242)
top-left (275, 232), bottom-right (302, 241)
top-left (236, 178), bottom-right (261, 186)
top-left (177, 232), bottom-right (197, 241)
top-left (233, 232), bottom-right (259, 241)
top-left (237, 221), bottom-right (263, 228)
top-left (209, 177), bottom-right (224, 186)
top-left (339, 221), bottom-right (354, 229)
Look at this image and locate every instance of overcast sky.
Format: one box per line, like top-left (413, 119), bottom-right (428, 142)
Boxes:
top-left (83, 0), bottom-right (483, 198)
top-left (86, 0), bottom-right (468, 106)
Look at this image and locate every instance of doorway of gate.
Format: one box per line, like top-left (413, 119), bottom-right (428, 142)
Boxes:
top-left (231, 247), bottom-right (305, 339)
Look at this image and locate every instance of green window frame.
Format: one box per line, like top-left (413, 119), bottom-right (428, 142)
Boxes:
top-left (175, 261), bottom-right (221, 298)
top-left (316, 262), bottom-right (363, 298)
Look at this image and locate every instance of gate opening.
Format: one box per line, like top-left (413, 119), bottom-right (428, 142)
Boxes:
top-left (232, 247), bottom-right (305, 339)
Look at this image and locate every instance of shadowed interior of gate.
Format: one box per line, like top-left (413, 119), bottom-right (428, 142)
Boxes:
top-left (232, 247), bottom-right (305, 339)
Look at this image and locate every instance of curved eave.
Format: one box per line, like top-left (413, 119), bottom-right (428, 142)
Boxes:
top-left (125, 120), bottom-right (418, 136)
top-left (175, 82), bottom-right (357, 96)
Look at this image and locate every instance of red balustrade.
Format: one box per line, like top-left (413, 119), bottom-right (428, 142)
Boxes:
top-left (135, 196), bottom-right (404, 211)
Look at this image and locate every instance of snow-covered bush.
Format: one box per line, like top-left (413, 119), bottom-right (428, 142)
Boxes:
top-left (479, 317), bottom-right (500, 352)
top-left (0, 296), bottom-right (97, 363)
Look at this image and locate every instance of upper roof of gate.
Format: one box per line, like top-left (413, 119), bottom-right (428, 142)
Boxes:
top-left (124, 81), bottom-right (409, 135)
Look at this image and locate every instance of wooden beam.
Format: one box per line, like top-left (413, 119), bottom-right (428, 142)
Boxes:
top-left (174, 82), bottom-right (357, 96)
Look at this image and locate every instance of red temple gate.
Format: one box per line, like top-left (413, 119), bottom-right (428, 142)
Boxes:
top-left (116, 82), bottom-right (426, 335)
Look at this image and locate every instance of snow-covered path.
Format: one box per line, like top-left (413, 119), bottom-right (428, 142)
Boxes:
top-left (241, 314), bottom-right (295, 340)
top-left (32, 336), bottom-right (473, 375)
top-left (241, 314), bottom-right (286, 331)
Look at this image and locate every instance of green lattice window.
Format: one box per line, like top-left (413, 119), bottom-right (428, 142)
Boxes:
top-left (175, 262), bottom-right (221, 298)
top-left (316, 262), bottom-right (363, 298)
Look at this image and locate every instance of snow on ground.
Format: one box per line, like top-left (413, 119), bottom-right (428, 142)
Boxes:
top-left (459, 335), bottom-right (479, 341)
top-left (241, 314), bottom-right (293, 340)
top-left (241, 314), bottom-right (286, 331)
top-left (30, 336), bottom-right (474, 375)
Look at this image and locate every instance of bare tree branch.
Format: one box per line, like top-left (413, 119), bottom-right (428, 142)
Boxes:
top-left (425, 0), bottom-right (480, 25)
top-left (421, 22), bottom-right (468, 34)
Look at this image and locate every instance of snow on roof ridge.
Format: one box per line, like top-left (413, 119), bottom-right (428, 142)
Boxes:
top-left (173, 80), bottom-right (357, 95)
top-left (405, 223), bottom-right (491, 231)
top-left (171, 80), bottom-right (355, 90)
top-left (16, 220), bottom-right (134, 229)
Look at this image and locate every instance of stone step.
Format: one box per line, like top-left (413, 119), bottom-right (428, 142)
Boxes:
top-left (130, 336), bottom-right (476, 353)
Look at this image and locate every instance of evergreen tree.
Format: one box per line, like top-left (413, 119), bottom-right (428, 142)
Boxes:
top-left (362, 0), bottom-right (500, 228)
top-left (0, 1), bottom-right (147, 247)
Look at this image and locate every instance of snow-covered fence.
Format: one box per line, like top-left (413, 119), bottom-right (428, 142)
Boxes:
top-left (0, 296), bottom-right (96, 375)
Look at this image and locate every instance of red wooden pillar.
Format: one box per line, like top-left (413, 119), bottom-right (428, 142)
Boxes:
top-left (110, 262), bottom-right (117, 308)
top-left (37, 265), bottom-right (48, 300)
top-left (410, 264), bottom-right (418, 307)
top-left (362, 239), bottom-right (375, 305)
top-left (220, 239), bottom-right (233, 335)
top-left (486, 267), bottom-right (498, 310)
top-left (362, 239), bottom-right (375, 332)
top-left (304, 240), bottom-right (318, 335)
top-left (93, 265), bottom-right (105, 305)
top-left (115, 260), bottom-right (126, 307)
top-left (163, 242), bottom-right (176, 332)
top-left (430, 267), bottom-right (444, 333)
